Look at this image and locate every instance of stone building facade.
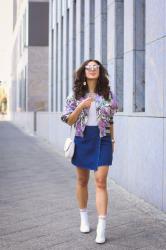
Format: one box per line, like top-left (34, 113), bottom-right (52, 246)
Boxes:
top-left (49, 0), bottom-right (166, 212)
top-left (11, 0), bottom-right (49, 113)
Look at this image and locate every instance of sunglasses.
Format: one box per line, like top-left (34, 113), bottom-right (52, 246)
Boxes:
top-left (85, 64), bottom-right (100, 71)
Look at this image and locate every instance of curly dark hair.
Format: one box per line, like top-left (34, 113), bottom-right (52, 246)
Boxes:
top-left (73, 59), bottom-right (110, 100)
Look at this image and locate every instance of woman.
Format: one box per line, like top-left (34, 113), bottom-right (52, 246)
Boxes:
top-left (61, 59), bottom-right (118, 244)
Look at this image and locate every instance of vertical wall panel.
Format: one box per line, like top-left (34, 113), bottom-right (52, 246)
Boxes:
top-left (145, 0), bottom-right (165, 117)
top-left (101, 0), bottom-right (107, 66)
top-left (68, 0), bottom-right (75, 93)
top-left (94, 0), bottom-right (102, 61)
top-left (57, 0), bottom-right (61, 112)
top-left (89, 0), bottom-right (95, 59)
top-left (107, 0), bottom-right (124, 109)
top-left (76, 0), bottom-right (81, 68)
top-left (123, 0), bottom-right (134, 113)
top-left (61, 16), bottom-right (64, 111)
top-left (73, 0), bottom-right (76, 71)
top-left (55, 23), bottom-right (58, 111)
top-left (115, 0), bottom-right (124, 111)
top-left (80, 0), bottom-right (84, 63)
top-left (66, 9), bottom-right (69, 96)
top-left (84, 0), bottom-right (90, 60)
top-left (133, 0), bottom-right (145, 112)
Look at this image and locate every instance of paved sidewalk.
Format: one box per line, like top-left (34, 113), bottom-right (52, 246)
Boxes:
top-left (0, 121), bottom-right (166, 250)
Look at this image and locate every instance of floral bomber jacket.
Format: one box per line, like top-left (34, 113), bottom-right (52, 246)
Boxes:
top-left (61, 90), bottom-right (118, 137)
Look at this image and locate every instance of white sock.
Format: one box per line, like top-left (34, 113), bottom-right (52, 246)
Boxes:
top-left (80, 208), bottom-right (89, 224)
top-left (98, 215), bottom-right (106, 229)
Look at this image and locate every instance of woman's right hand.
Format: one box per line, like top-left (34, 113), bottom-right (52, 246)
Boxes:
top-left (67, 97), bottom-right (93, 126)
top-left (79, 97), bottom-right (93, 109)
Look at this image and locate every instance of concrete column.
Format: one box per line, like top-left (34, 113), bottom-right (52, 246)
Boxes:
top-left (75, 0), bottom-right (81, 68)
top-left (145, 0), bottom-right (166, 211)
top-left (80, 0), bottom-right (85, 63)
top-left (123, 0), bottom-right (134, 114)
top-left (57, 0), bottom-right (62, 111)
top-left (94, 0), bottom-right (102, 61)
top-left (48, 0), bottom-right (52, 112)
top-left (84, 0), bottom-right (95, 61)
top-left (62, 1), bottom-right (67, 108)
top-left (101, 0), bottom-right (107, 67)
top-left (123, 0), bottom-right (145, 113)
top-left (89, 0), bottom-right (95, 59)
top-left (68, 0), bottom-right (75, 93)
top-left (84, 0), bottom-right (90, 60)
top-left (52, 0), bottom-right (56, 112)
top-left (107, 0), bottom-right (124, 109)
top-left (107, 1), bottom-right (115, 89)
top-left (145, 0), bottom-right (165, 117)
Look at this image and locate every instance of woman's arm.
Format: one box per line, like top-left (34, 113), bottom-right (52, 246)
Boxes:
top-left (109, 116), bottom-right (115, 152)
top-left (110, 124), bottom-right (115, 153)
top-left (110, 123), bottom-right (114, 140)
top-left (67, 105), bottom-right (83, 126)
top-left (67, 97), bottom-right (93, 126)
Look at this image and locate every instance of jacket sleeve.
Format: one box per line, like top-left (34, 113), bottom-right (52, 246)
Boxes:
top-left (61, 93), bottom-right (77, 124)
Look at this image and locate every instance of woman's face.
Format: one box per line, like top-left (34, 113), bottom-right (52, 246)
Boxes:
top-left (85, 61), bottom-right (100, 80)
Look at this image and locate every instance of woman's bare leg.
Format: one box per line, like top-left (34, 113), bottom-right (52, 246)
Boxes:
top-left (94, 166), bottom-right (109, 215)
top-left (76, 167), bottom-right (90, 233)
top-left (76, 167), bottom-right (90, 209)
top-left (94, 166), bottom-right (109, 243)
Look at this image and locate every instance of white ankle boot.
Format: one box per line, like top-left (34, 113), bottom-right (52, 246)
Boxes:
top-left (80, 221), bottom-right (90, 233)
top-left (80, 209), bottom-right (90, 233)
top-left (95, 216), bottom-right (106, 243)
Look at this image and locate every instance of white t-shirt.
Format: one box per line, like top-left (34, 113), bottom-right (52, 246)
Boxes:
top-left (86, 100), bottom-right (98, 125)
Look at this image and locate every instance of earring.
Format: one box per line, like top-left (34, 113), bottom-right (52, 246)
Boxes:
top-left (83, 81), bottom-right (87, 86)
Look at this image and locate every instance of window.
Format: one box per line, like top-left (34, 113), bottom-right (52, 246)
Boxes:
top-left (51, 28), bottom-right (54, 112)
top-left (80, 0), bottom-right (85, 62)
top-left (73, 0), bottom-right (76, 71)
top-left (55, 23), bottom-right (59, 112)
top-left (89, 0), bottom-right (95, 59)
top-left (101, 0), bottom-right (107, 66)
top-left (60, 17), bottom-right (64, 111)
top-left (23, 11), bottom-right (26, 48)
top-left (66, 9), bottom-right (69, 97)
top-left (18, 69), bottom-right (26, 111)
top-left (115, 0), bottom-right (124, 112)
top-left (133, 0), bottom-right (145, 112)
top-left (28, 2), bottom-right (49, 46)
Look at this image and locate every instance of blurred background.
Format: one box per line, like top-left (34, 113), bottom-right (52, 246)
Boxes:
top-left (0, 0), bottom-right (12, 117)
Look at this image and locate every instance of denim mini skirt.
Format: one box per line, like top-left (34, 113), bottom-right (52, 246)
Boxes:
top-left (71, 126), bottom-right (112, 171)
